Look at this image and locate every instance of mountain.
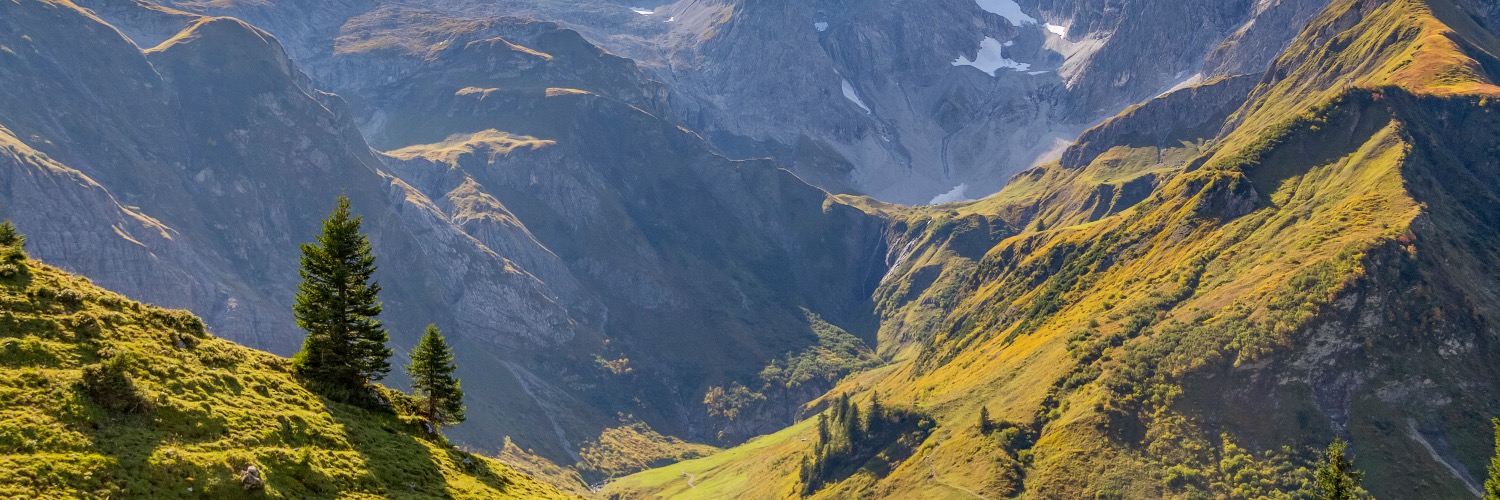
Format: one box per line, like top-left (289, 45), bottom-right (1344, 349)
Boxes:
top-left (606, 0), bottom-right (1500, 497)
top-left (8, 0), bottom-right (1500, 496)
top-left (0, 0), bottom-right (891, 474)
top-left (0, 247), bottom-right (570, 498)
top-left (89, 0), bottom-right (1338, 204)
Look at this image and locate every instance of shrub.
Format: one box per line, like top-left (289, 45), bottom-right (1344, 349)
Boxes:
top-left (79, 355), bottom-right (151, 415)
top-left (31, 285), bottom-right (56, 301)
top-left (70, 312), bottom-right (101, 341)
top-left (150, 308), bottom-right (206, 337)
top-left (0, 263), bottom-right (19, 279)
top-left (1, 246), bottom-right (25, 263)
top-left (56, 288), bottom-right (86, 306)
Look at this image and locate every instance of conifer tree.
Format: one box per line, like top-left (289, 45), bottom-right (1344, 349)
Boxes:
top-left (0, 220), bottom-right (25, 262)
top-left (1314, 438), bottom-right (1365, 500)
top-left (817, 413), bottom-right (830, 447)
top-left (408, 324), bottom-right (466, 431)
top-left (292, 196), bottom-right (392, 398)
top-left (844, 402), bottom-right (862, 450)
top-left (0, 220), bottom-right (22, 248)
top-left (979, 405), bottom-right (993, 434)
top-left (1486, 418), bottom-right (1500, 500)
top-left (867, 392), bottom-right (884, 437)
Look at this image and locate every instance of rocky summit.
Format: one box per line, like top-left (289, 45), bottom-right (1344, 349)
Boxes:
top-left (3, 0), bottom-right (1500, 498)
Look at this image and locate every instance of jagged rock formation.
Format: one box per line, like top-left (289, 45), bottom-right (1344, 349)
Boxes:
top-left (99, 0), bottom-right (1336, 204)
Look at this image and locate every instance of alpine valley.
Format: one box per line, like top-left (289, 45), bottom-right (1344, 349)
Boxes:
top-left (2, 0), bottom-right (1500, 498)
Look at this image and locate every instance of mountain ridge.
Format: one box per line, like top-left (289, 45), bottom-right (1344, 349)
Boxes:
top-left (606, 0), bottom-right (1500, 497)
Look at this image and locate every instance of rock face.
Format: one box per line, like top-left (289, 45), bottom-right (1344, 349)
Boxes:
top-left (1, 0), bottom-right (887, 463)
top-left (590, 0), bottom-right (1336, 203)
top-left (103, 0), bottom-right (1333, 204)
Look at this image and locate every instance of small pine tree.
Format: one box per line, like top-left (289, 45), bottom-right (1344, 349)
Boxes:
top-left (292, 196), bottom-right (392, 399)
top-left (0, 220), bottom-right (23, 248)
top-left (1314, 438), bottom-right (1365, 500)
top-left (1486, 418), bottom-right (1500, 500)
top-left (0, 220), bottom-right (26, 263)
top-left (408, 324), bottom-right (466, 431)
top-left (867, 392), bottom-right (884, 437)
top-left (978, 405), bottom-right (993, 434)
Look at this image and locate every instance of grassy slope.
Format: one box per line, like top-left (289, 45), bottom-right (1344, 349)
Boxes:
top-left (609, 0), bottom-right (1500, 498)
top-left (0, 256), bottom-right (572, 499)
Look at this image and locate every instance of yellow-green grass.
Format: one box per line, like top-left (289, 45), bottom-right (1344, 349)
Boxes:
top-left (604, 416), bottom-right (816, 499)
top-left (0, 259), bottom-right (573, 499)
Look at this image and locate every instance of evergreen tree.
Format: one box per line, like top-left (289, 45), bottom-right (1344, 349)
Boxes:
top-left (0, 220), bottom-right (22, 248)
top-left (408, 324), bottom-right (466, 430)
top-left (867, 392), bottom-right (884, 437)
top-left (1486, 418), bottom-right (1500, 500)
top-left (1314, 438), bottom-right (1365, 500)
top-left (292, 196), bottom-right (392, 398)
top-left (817, 413), bottom-right (830, 447)
top-left (843, 402), bottom-right (862, 451)
top-left (978, 405), bottom-right (993, 434)
top-left (0, 220), bottom-right (25, 262)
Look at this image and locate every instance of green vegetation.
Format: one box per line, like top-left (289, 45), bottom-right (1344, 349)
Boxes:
top-left (575, 420), bottom-right (718, 483)
top-left (0, 224), bottom-right (569, 498)
top-left (0, 220), bottom-right (26, 277)
top-left (407, 325), bottom-right (465, 432)
top-left (798, 393), bottom-right (930, 495)
top-left (1313, 439), bottom-right (1367, 499)
top-left (611, 1), bottom-right (1500, 498)
top-left (0, 220), bottom-right (22, 249)
top-left (1487, 418), bottom-right (1500, 500)
top-left (292, 196), bottom-right (394, 403)
top-left (702, 310), bottom-right (879, 440)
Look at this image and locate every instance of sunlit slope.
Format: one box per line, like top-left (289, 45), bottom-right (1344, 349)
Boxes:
top-left (0, 256), bottom-right (572, 499)
top-left (610, 0), bottom-right (1500, 497)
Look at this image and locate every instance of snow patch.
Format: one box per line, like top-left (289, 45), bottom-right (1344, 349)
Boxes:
top-left (1045, 23), bottom-right (1068, 38)
top-left (952, 37), bottom-right (1029, 75)
top-left (842, 79), bottom-right (871, 113)
top-left (1161, 72), bottom-right (1205, 96)
top-left (974, 0), bottom-right (1036, 25)
top-left (928, 184), bottom-right (973, 205)
top-left (630, 7), bottom-right (653, 15)
top-left (814, 21), bottom-right (828, 32)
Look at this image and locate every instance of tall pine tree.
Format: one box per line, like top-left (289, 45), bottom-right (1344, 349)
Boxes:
top-left (1313, 438), bottom-right (1365, 500)
top-left (292, 196), bottom-right (392, 399)
top-left (1486, 418), bottom-right (1500, 500)
top-left (408, 324), bottom-right (466, 431)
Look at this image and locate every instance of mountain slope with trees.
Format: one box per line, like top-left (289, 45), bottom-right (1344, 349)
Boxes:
top-left (0, 0), bottom-right (889, 468)
top-left (0, 226), bottom-right (569, 498)
top-left (608, 0), bottom-right (1500, 497)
